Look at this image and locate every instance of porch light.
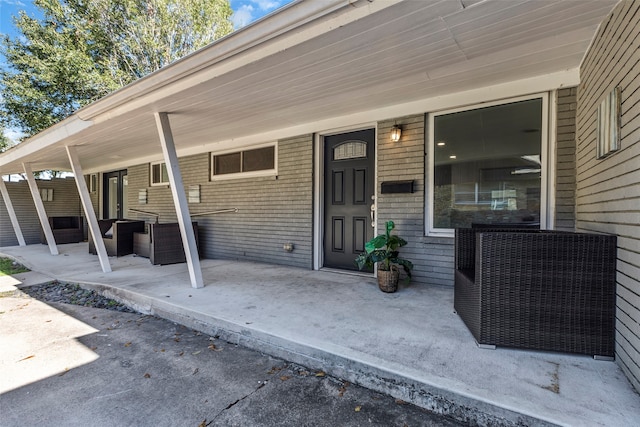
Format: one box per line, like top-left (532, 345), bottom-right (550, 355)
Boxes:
top-left (390, 125), bottom-right (402, 142)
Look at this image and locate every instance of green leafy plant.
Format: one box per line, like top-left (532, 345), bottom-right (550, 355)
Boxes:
top-left (355, 220), bottom-right (413, 280)
top-left (0, 257), bottom-right (29, 276)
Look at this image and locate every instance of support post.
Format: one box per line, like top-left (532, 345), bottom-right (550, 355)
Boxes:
top-left (154, 112), bottom-right (204, 288)
top-left (0, 177), bottom-right (26, 246)
top-left (22, 163), bottom-right (58, 255)
top-left (66, 146), bottom-right (111, 273)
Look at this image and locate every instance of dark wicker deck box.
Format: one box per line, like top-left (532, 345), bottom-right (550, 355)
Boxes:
top-left (40, 216), bottom-right (84, 244)
top-left (88, 219), bottom-right (145, 257)
top-left (454, 228), bottom-right (617, 358)
top-left (133, 222), bottom-right (199, 265)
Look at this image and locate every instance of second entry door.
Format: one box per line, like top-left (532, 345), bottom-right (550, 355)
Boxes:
top-left (323, 129), bottom-right (375, 271)
top-left (103, 170), bottom-right (128, 219)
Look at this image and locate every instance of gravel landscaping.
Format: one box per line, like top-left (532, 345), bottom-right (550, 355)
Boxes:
top-left (21, 281), bottom-right (136, 313)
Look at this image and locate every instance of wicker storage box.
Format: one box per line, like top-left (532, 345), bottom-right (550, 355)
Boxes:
top-left (454, 228), bottom-right (617, 358)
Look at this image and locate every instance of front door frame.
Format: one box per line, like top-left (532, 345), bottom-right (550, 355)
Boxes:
top-left (103, 169), bottom-right (127, 219)
top-left (313, 123), bottom-right (378, 271)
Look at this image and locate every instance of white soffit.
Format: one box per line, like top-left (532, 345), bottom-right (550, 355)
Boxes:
top-left (0, 0), bottom-right (619, 175)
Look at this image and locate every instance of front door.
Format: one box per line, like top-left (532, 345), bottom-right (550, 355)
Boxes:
top-left (103, 170), bottom-right (128, 219)
top-left (323, 129), bottom-right (375, 270)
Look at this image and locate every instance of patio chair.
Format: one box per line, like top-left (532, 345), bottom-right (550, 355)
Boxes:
top-left (133, 222), bottom-right (199, 265)
top-left (88, 219), bottom-right (145, 257)
top-left (40, 216), bottom-right (84, 244)
top-left (454, 227), bottom-right (617, 358)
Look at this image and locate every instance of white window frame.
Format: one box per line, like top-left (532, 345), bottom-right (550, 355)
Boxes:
top-left (150, 161), bottom-right (170, 186)
top-left (87, 174), bottom-right (98, 193)
top-left (210, 142), bottom-right (278, 181)
top-left (426, 92), bottom-right (551, 237)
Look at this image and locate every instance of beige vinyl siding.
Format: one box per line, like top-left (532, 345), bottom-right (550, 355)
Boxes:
top-left (576, 0), bottom-right (640, 391)
top-left (0, 178), bottom-right (82, 246)
top-left (126, 136), bottom-right (314, 268)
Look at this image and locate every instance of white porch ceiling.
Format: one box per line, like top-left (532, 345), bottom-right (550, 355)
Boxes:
top-left (0, 0), bottom-right (618, 175)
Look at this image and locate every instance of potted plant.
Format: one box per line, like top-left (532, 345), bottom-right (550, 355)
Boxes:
top-left (355, 220), bottom-right (413, 293)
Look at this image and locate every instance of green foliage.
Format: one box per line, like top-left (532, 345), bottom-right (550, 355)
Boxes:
top-left (355, 220), bottom-right (413, 281)
top-left (0, 128), bottom-right (10, 152)
top-left (0, 0), bottom-right (233, 138)
top-left (0, 257), bottom-right (30, 276)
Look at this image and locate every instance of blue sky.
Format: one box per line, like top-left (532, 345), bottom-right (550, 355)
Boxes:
top-left (0, 0), bottom-right (293, 40)
top-left (0, 0), bottom-right (293, 142)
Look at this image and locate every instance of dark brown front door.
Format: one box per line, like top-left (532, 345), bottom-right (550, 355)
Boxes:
top-left (324, 129), bottom-right (375, 270)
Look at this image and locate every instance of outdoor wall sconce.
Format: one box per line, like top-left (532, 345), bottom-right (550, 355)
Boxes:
top-left (390, 124), bottom-right (402, 142)
top-left (283, 242), bottom-right (294, 252)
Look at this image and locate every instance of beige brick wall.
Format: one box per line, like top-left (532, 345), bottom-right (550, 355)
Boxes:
top-left (126, 135), bottom-right (314, 268)
top-left (377, 115), bottom-right (455, 286)
top-left (0, 178), bottom-right (82, 246)
top-left (555, 88), bottom-right (578, 231)
top-left (576, 0), bottom-right (640, 392)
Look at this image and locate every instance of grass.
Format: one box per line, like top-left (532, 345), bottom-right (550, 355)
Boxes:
top-left (0, 257), bottom-right (29, 276)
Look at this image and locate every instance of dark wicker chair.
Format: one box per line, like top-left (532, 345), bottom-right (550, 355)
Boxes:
top-left (40, 216), bottom-right (84, 244)
top-left (133, 222), bottom-right (199, 265)
top-left (88, 219), bottom-right (145, 257)
top-left (454, 228), bottom-right (617, 358)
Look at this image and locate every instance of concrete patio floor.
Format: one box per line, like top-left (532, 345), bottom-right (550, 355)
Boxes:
top-left (1, 243), bottom-right (639, 426)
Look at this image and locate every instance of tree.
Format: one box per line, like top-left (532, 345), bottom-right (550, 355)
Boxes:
top-left (0, 127), bottom-right (10, 152)
top-left (0, 0), bottom-right (233, 139)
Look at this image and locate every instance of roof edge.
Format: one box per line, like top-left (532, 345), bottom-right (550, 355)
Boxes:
top-left (0, 116), bottom-right (93, 173)
top-left (76, 0), bottom-right (378, 121)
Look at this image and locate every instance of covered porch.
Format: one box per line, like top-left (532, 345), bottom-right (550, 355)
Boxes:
top-left (2, 242), bottom-right (638, 426)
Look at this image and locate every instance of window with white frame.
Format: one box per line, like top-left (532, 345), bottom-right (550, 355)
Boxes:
top-left (150, 162), bottom-right (169, 186)
top-left (427, 95), bottom-right (547, 235)
top-left (86, 174), bottom-right (97, 193)
top-left (211, 143), bottom-right (277, 179)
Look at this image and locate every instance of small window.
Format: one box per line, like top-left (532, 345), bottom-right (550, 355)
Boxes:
top-left (212, 144), bottom-right (277, 179)
top-left (333, 141), bottom-right (367, 160)
top-left (85, 174), bottom-right (97, 193)
top-left (214, 152), bottom-right (242, 175)
top-left (150, 162), bottom-right (169, 186)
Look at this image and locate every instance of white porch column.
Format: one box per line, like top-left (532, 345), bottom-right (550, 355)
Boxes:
top-left (22, 163), bottom-right (58, 255)
top-left (154, 112), bottom-right (204, 288)
top-left (0, 177), bottom-right (26, 246)
top-left (66, 146), bottom-right (112, 273)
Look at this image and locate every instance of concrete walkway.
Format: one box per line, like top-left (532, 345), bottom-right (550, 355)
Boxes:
top-left (2, 243), bottom-right (639, 426)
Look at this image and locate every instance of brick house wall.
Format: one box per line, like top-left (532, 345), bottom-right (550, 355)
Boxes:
top-left (576, 0), bottom-right (640, 392)
top-left (125, 135), bottom-right (314, 268)
top-left (0, 178), bottom-right (81, 246)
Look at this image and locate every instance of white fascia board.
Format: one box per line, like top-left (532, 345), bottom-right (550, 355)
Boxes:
top-left (78, 0), bottom-right (403, 123)
top-left (0, 117), bottom-right (93, 173)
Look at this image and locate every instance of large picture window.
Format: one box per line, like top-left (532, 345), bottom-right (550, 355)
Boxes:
top-left (211, 143), bottom-right (277, 180)
top-left (428, 96), bottom-right (547, 234)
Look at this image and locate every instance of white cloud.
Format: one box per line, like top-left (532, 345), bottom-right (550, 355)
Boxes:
top-left (254, 0), bottom-right (282, 11)
top-left (231, 0), bottom-right (288, 29)
top-left (0, 0), bottom-right (26, 6)
top-left (231, 4), bottom-right (255, 29)
top-left (3, 127), bottom-right (23, 145)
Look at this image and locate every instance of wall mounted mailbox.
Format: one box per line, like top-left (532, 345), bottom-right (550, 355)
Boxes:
top-left (381, 180), bottom-right (414, 194)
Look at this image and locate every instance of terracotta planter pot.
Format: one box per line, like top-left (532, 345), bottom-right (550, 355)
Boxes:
top-left (377, 267), bottom-right (399, 293)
